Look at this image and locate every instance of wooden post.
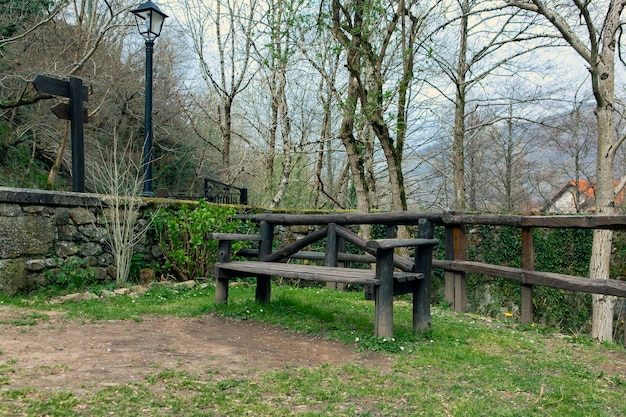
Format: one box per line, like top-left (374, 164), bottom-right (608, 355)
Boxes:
top-left (69, 77), bottom-right (85, 192)
top-left (521, 227), bottom-right (534, 324)
top-left (445, 224), bottom-right (467, 312)
top-left (215, 239), bottom-right (231, 304)
top-left (324, 223), bottom-right (338, 267)
top-left (414, 219), bottom-right (435, 332)
top-left (256, 220), bottom-right (273, 303)
top-left (444, 225), bottom-right (455, 305)
top-left (325, 223), bottom-right (345, 290)
top-left (375, 247), bottom-right (394, 338)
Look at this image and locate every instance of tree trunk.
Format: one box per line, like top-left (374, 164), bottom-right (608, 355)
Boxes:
top-left (453, 0), bottom-right (469, 212)
top-left (47, 122), bottom-right (70, 188)
top-left (590, 70), bottom-right (616, 342)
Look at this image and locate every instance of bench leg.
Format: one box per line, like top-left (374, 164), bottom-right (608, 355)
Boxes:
top-left (413, 220), bottom-right (434, 332)
top-left (255, 274), bottom-right (271, 304)
top-left (413, 279), bottom-right (431, 332)
top-left (375, 248), bottom-right (394, 338)
top-left (375, 289), bottom-right (394, 338)
top-left (215, 273), bottom-right (229, 305)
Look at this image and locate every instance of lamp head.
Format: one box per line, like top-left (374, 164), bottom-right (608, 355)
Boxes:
top-left (131, 1), bottom-right (167, 42)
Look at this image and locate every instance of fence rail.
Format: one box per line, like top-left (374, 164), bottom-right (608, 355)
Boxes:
top-left (248, 211), bottom-right (626, 343)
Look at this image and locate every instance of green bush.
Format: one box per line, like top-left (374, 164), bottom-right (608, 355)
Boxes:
top-left (43, 257), bottom-right (96, 291)
top-left (154, 201), bottom-right (255, 281)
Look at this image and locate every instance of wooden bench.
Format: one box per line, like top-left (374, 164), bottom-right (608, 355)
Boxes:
top-left (209, 221), bottom-right (438, 338)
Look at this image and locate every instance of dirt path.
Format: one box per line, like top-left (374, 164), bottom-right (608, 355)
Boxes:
top-left (0, 307), bottom-right (387, 393)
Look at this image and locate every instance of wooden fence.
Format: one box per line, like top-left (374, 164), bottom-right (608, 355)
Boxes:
top-left (251, 212), bottom-right (626, 342)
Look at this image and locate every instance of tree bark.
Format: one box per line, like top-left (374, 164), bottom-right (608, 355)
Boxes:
top-left (453, 0), bottom-right (469, 212)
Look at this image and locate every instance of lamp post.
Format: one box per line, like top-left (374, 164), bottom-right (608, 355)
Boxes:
top-left (131, 1), bottom-right (167, 197)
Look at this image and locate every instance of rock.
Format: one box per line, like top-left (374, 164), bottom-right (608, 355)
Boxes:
top-left (139, 268), bottom-right (155, 284)
top-left (0, 203), bottom-right (22, 217)
top-left (92, 267), bottom-right (108, 281)
top-left (105, 265), bottom-right (117, 279)
top-left (130, 285), bottom-right (148, 296)
top-left (58, 224), bottom-right (78, 240)
top-left (100, 289), bottom-right (116, 298)
top-left (176, 280), bottom-right (196, 289)
top-left (79, 224), bottom-right (108, 242)
top-left (24, 259), bottom-right (46, 271)
top-left (99, 253), bottom-right (114, 266)
top-left (60, 292), bottom-right (99, 302)
top-left (54, 207), bottom-right (71, 225)
top-left (80, 242), bottom-right (103, 257)
top-left (151, 245), bottom-right (164, 258)
top-left (0, 216), bottom-right (55, 258)
top-left (84, 256), bottom-right (98, 267)
top-left (69, 208), bottom-right (96, 225)
top-left (0, 259), bottom-right (27, 295)
top-left (55, 241), bottom-right (80, 257)
top-left (114, 288), bottom-right (132, 295)
top-left (23, 205), bottom-right (45, 214)
top-left (150, 280), bottom-right (172, 288)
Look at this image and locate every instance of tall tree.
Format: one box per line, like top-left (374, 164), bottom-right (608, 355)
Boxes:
top-left (328, 0), bottom-right (433, 216)
top-left (427, 0), bottom-right (554, 211)
top-left (182, 0), bottom-right (258, 183)
top-left (506, 0), bottom-right (626, 342)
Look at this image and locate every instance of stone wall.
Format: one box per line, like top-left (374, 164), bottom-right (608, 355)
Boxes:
top-left (0, 187), bottom-right (164, 295)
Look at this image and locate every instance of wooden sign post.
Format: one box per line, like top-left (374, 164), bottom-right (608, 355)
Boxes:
top-left (33, 75), bottom-right (89, 192)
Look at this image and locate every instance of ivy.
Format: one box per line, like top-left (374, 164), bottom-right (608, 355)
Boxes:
top-left (439, 225), bottom-right (596, 333)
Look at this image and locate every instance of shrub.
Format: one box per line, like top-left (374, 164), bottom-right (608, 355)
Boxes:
top-left (44, 257), bottom-right (96, 291)
top-left (154, 201), bottom-right (255, 281)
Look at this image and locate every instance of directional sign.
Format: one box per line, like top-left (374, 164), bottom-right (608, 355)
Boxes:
top-left (51, 103), bottom-right (89, 123)
top-left (32, 74), bottom-right (88, 192)
top-left (32, 74), bottom-right (88, 101)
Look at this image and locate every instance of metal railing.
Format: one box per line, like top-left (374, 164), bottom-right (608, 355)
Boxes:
top-left (203, 178), bottom-right (248, 205)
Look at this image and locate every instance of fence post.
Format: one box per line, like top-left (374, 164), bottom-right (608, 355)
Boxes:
top-left (521, 227), bottom-right (534, 324)
top-left (325, 223), bottom-right (346, 290)
top-left (256, 220), bottom-right (273, 303)
top-left (239, 187), bottom-right (248, 205)
top-left (414, 218), bottom-right (435, 331)
top-left (445, 224), bottom-right (467, 312)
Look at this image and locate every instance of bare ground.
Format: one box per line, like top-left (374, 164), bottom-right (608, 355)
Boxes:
top-left (0, 306), bottom-right (389, 394)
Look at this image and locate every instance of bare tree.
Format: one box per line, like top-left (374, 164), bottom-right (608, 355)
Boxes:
top-left (88, 127), bottom-right (152, 286)
top-left (506, 0), bottom-right (626, 342)
top-left (182, 0), bottom-right (259, 183)
top-left (426, 0), bottom-right (557, 211)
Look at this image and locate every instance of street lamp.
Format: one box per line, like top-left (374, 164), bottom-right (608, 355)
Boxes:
top-left (131, 1), bottom-right (167, 197)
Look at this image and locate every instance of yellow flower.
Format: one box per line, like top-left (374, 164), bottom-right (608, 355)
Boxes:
top-left (504, 312), bottom-right (513, 317)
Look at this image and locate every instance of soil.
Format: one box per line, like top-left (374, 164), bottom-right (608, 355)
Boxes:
top-left (0, 306), bottom-right (389, 393)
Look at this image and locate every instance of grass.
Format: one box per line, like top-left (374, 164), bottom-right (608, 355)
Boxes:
top-left (0, 282), bottom-right (625, 416)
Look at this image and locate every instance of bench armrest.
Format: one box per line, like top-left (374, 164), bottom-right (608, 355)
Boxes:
top-left (207, 233), bottom-right (262, 241)
top-left (365, 238), bottom-right (438, 250)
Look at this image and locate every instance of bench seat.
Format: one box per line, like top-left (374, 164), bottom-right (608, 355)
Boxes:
top-left (215, 261), bottom-right (423, 285)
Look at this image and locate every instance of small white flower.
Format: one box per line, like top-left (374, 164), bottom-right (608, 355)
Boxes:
top-left (400, 346), bottom-right (405, 351)
top-left (355, 337), bottom-right (360, 342)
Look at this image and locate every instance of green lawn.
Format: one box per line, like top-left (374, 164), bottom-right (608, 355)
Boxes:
top-left (1, 282), bottom-right (624, 416)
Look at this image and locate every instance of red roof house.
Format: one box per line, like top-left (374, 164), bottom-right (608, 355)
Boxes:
top-left (543, 180), bottom-right (625, 213)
